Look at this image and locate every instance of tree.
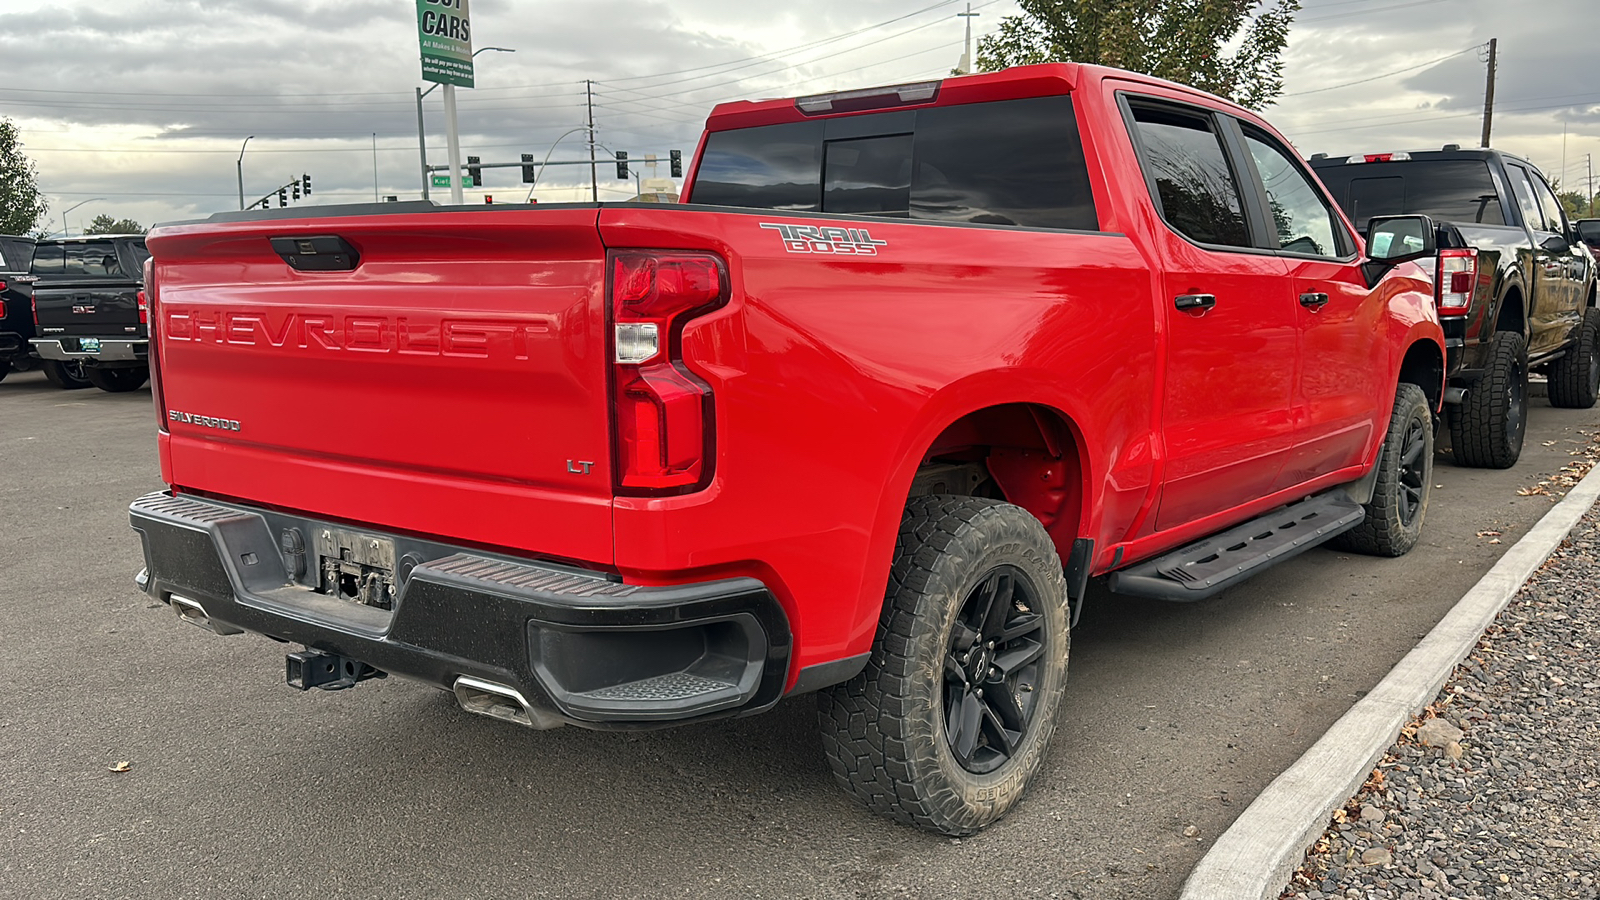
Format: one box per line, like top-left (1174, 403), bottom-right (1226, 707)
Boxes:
top-left (976, 0), bottom-right (1301, 110)
top-left (83, 214), bottom-right (146, 235)
top-left (0, 118), bottom-right (48, 236)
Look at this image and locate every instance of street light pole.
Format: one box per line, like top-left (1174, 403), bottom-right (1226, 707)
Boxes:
top-left (60, 197), bottom-right (105, 237)
top-left (236, 135), bottom-right (255, 211)
top-left (419, 46), bottom-right (514, 204)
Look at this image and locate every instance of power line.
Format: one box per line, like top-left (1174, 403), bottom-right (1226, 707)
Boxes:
top-left (1280, 45), bottom-right (1481, 97)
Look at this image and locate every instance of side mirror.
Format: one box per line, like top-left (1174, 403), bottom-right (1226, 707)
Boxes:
top-left (1365, 215), bottom-right (1436, 263)
top-left (1541, 233), bottom-right (1571, 253)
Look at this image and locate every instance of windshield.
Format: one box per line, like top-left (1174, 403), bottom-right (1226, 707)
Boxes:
top-left (1312, 159), bottom-right (1505, 231)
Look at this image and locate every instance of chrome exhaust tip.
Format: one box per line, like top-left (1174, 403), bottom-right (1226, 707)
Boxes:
top-left (452, 675), bottom-right (566, 730)
top-left (167, 593), bottom-right (244, 636)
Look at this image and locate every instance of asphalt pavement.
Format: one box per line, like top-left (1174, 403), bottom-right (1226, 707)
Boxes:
top-left (2, 368), bottom-right (1597, 900)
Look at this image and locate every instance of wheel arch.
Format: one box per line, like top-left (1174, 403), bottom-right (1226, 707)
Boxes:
top-left (1495, 283), bottom-right (1527, 337)
top-left (1397, 336), bottom-right (1446, 412)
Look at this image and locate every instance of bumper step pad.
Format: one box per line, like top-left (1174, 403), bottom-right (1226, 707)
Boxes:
top-left (1108, 492), bottom-right (1364, 602)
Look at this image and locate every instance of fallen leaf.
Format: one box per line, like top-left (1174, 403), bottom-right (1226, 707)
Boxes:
top-left (108, 761), bottom-right (131, 773)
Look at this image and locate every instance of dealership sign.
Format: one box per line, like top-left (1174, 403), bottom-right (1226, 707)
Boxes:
top-left (417, 0), bottom-right (473, 88)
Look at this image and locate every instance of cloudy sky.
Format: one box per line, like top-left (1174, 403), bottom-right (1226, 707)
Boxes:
top-left (1, 0), bottom-right (1594, 234)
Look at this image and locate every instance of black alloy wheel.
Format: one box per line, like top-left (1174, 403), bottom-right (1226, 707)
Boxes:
top-left (943, 565), bottom-right (1046, 775)
top-left (817, 496), bottom-right (1069, 835)
top-left (1395, 412), bottom-right (1428, 529)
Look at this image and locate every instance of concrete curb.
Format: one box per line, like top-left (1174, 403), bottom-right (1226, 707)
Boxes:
top-left (1179, 462), bottom-right (1600, 900)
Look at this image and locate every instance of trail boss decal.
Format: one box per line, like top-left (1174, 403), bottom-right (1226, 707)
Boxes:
top-left (760, 223), bottom-right (888, 256)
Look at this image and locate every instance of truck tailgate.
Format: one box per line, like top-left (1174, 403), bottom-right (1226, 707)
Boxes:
top-left (146, 207), bottom-right (615, 565)
top-left (33, 279), bottom-right (144, 338)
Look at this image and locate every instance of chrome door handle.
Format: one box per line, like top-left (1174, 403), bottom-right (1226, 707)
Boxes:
top-left (1299, 292), bottom-right (1330, 309)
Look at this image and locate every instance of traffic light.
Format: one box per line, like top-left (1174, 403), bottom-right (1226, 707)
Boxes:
top-left (616, 151), bottom-right (629, 180)
top-left (278, 187), bottom-right (288, 207)
top-left (670, 149), bottom-right (683, 178)
top-left (302, 173), bottom-right (311, 196)
top-left (466, 155), bottom-right (481, 188)
top-left (521, 153), bottom-right (536, 184)
top-left (291, 180), bottom-right (300, 200)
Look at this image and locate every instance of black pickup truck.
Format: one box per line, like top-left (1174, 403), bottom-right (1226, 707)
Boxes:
top-left (27, 235), bottom-right (151, 392)
top-left (1311, 147), bottom-right (1598, 468)
top-left (0, 234), bottom-right (36, 381)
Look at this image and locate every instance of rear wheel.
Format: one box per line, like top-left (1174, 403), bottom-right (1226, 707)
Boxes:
top-left (85, 365), bottom-right (149, 393)
top-left (1332, 383), bottom-right (1432, 557)
top-left (41, 359), bottom-right (92, 390)
top-left (1548, 307), bottom-right (1600, 409)
top-left (1447, 330), bottom-right (1527, 468)
top-left (817, 496), bottom-right (1069, 835)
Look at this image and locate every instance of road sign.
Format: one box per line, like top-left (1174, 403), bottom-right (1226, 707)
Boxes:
top-left (432, 173), bottom-right (475, 188)
top-left (417, 0), bottom-right (474, 88)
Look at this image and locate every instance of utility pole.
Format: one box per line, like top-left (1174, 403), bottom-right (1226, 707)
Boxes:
top-left (957, 3), bottom-right (979, 74)
top-left (1480, 38), bottom-right (1497, 149)
top-left (586, 80), bottom-right (598, 203)
top-left (1588, 153), bottom-right (1594, 217)
top-left (416, 87), bottom-right (430, 200)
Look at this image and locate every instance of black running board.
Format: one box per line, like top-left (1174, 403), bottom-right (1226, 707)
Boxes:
top-left (1106, 493), bottom-right (1364, 602)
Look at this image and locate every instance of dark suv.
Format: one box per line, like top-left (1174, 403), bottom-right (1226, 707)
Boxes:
top-left (1311, 147), bottom-right (1599, 468)
top-left (0, 234), bottom-right (36, 381)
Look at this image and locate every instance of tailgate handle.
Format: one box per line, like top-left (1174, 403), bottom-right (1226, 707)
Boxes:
top-left (269, 235), bottom-right (360, 272)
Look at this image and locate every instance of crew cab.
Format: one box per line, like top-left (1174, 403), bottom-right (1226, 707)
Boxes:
top-left (0, 234), bottom-right (35, 380)
top-left (130, 64), bottom-right (1445, 835)
top-left (28, 235), bottom-right (152, 392)
top-left (1311, 147), bottom-right (1599, 468)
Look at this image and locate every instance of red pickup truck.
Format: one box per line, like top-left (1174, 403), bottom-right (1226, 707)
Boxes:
top-left (130, 64), bottom-right (1445, 835)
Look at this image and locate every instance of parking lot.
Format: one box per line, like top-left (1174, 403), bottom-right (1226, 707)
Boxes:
top-left (2, 369), bottom-right (1596, 900)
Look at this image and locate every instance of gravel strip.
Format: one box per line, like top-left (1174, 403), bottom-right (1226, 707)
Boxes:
top-left (1278, 492), bottom-right (1600, 900)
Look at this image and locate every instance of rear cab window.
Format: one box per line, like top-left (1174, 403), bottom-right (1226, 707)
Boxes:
top-left (689, 95), bottom-right (1099, 231)
top-left (30, 241), bottom-right (127, 278)
top-left (1313, 159), bottom-right (1507, 232)
top-left (1124, 102), bottom-right (1251, 248)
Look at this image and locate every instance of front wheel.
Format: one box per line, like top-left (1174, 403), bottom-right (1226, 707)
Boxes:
top-left (1333, 383), bottom-right (1433, 557)
top-left (40, 359), bottom-right (92, 390)
top-left (817, 496), bottom-right (1069, 835)
top-left (85, 365), bottom-right (149, 393)
top-left (1548, 307), bottom-right (1600, 409)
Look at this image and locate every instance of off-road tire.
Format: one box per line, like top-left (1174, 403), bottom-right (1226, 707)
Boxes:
top-left (85, 365), bottom-right (149, 393)
top-left (817, 496), bottom-right (1069, 835)
top-left (1548, 307), bottom-right (1600, 409)
top-left (1447, 330), bottom-right (1527, 469)
top-left (1332, 383), bottom-right (1432, 557)
top-left (41, 359), bottom-right (92, 390)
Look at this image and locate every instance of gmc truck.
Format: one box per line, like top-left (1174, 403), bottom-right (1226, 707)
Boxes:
top-left (130, 64), bottom-right (1446, 835)
top-left (1311, 147), bottom-right (1599, 468)
top-left (28, 235), bottom-right (152, 392)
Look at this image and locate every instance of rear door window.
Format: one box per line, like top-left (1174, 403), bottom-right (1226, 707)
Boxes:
top-left (690, 95), bottom-right (1098, 230)
top-left (1127, 103), bottom-right (1251, 248)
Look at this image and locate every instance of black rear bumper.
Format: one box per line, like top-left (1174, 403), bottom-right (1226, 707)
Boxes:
top-left (129, 492), bottom-right (792, 728)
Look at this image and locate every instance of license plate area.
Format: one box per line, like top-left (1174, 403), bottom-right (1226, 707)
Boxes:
top-left (78, 337), bottom-right (101, 353)
top-left (313, 527), bottom-right (396, 609)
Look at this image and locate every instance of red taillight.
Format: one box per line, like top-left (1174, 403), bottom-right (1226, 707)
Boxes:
top-left (608, 250), bottom-right (728, 495)
top-left (1436, 248), bottom-right (1478, 316)
top-left (143, 258), bottom-right (168, 432)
